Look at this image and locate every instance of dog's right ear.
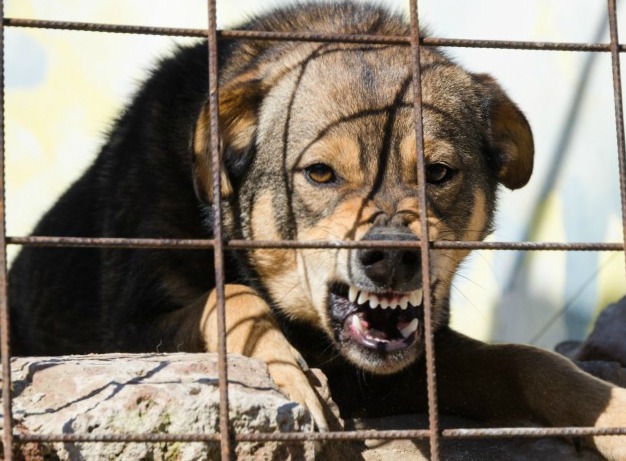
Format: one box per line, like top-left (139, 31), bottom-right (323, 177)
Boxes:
top-left (193, 71), bottom-right (263, 204)
top-left (477, 74), bottom-right (534, 190)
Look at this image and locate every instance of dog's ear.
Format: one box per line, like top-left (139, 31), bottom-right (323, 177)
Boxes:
top-left (193, 71), bottom-right (263, 204)
top-left (477, 74), bottom-right (534, 190)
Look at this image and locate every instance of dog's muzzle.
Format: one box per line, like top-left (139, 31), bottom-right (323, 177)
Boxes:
top-left (329, 225), bottom-right (425, 354)
top-left (355, 225), bottom-right (422, 293)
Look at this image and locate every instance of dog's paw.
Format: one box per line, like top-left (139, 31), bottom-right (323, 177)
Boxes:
top-left (592, 386), bottom-right (626, 461)
top-left (266, 347), bottom-right (330, 432)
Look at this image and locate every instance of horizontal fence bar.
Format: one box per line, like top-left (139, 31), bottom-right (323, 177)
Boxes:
top-left (13, 426), bottom-right (626, 444)
top-left (4, 17), bottom-right (624, 52)
top-left (442, 427), bottom-right (626, 438)
top-left (7, 236), bottom-right (214, 249)
top-left (6, 236), bottom-right (624, 251)
top-left (14, 429), bottom-right (430, 444)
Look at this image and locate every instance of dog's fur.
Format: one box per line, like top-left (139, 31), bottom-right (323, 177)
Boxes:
top-left (9, 2), bottom-right (626, 458)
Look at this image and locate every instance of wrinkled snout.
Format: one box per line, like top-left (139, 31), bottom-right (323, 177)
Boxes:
top-left (354, 225), bottom-right (422, 292)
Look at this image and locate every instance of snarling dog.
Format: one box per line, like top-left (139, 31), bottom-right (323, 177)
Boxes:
top-left (9, 2), bottom-right (626, 458)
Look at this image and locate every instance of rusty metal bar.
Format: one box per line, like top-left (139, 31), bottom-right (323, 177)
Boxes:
top-left (442, 426), bottom-right (626, 438)
top-left (205, 1), bottom-right (233, 459)
top-left (13, 425), bottom-right (626, 444)
top-left (12, 424), bottom-right (626, 444)
top-left (7, 236), bottom-right (216, 249)
top-left (4, 235), bottom-right (624, 251)
top-left (0, 0), bottom-right (14, 458)
top-left (409, 1), bottom-right (440, 459)
top-left (607, 0), bottom-right (626, 276)
top-left (14, 429), bottom-right (430, 443)
top-left (3, 17), bottom-right (626, 52)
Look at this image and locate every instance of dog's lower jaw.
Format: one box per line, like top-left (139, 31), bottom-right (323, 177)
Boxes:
top-left (327, 285), bottom-right (428, 374)
top-left (339, 339), bottom-right (423, 375)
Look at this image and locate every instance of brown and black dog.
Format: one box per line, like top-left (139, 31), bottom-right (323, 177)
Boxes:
top-left (9, 2), bottom-right (626, 458)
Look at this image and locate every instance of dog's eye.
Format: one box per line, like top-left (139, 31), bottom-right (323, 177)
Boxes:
top-left (426, 163), bottom-right (454, 185)
top-left (304, 163), bottom-right (337, 185)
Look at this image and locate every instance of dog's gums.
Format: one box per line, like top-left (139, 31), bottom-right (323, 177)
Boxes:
top-left (330, 284), bottom-right (423, 353)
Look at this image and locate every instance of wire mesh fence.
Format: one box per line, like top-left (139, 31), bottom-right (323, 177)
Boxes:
top-left (1, 1), bottom-right (626, 460)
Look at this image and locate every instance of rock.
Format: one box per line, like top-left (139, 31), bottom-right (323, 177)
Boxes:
top-left (0, 353), bottom-right (612, 460)
top-left (2, 353), bottom-right (317, 460)
top-left (353, 414), bottom-right (602, 461)
top-left (575, 360), bottom-right (626, 387)
top-left (575, 296), bottom-right (626, 366)
top-left (556, 296), bottom-right (626, 387)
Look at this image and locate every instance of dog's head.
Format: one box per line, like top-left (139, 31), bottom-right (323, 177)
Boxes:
top-left (194, 41), bottom-right (533, 374)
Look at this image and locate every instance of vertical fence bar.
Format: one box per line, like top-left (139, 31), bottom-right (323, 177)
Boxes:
top-left (408, 1), bottom-right (440, 460)
top-left (607, 0), bottom-right (626, 274)
top-left (206, 1), bottom-right (233, 459)
top-left (0, 0), bottom-right (14, 458)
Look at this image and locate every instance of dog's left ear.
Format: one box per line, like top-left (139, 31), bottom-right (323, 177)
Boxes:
top-left (193, 71), bottom-right (264, 204)
top-left (477, 74), bottom-right (534, 190)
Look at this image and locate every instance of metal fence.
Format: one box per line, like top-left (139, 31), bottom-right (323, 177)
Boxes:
top-left (2, 1), bottom-right (626, 460)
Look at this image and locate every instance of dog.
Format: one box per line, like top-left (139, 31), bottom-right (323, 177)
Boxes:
top-left (9, 2), bottom-right (626, 458)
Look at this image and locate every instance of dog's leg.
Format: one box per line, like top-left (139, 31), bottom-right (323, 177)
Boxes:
top-left (435, 329), bottom-right (626, 460)
top-left (200, 284), bottom-right (329, 431)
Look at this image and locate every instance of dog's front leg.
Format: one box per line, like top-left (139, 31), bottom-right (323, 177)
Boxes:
top-left (435, 329), bottom-right (626, 460)
top-left (200, 284), bottom-right (329, 431)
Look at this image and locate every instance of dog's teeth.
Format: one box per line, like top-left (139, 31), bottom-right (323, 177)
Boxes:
top-left (399, 296), bottom-right (409, 310)
top-left (351, 314), bottom-right (364, 333)
top-left (399, 318), bottom-right (419, 338)
top-left (409, 289), bottom-right (423, 306)
top-left (369, 294), bottom-right (380, 308)
top-left (357, 291), bottom-right (368, 305)
top-left (348, 285), bottom-right (358, 303)
top-left (415, 289), bottom-right (423, 305)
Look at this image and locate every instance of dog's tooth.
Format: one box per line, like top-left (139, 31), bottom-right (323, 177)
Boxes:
top-left (357, 291), bottom-right (368, 305)
top-left (409, 289), bottom-right (423, 307)
top-left (348, 285), bottom-right (358, 303)
top-left (399, 318), bottom-right (419, 338)
top-left (351, 314), bottom-right (364, 333)
top-left (399, 296), bottom-right (409, 310)
top-left (369, 294), bottom-right (380, 309)
top-left (414, 289), bottom-right (423, 306)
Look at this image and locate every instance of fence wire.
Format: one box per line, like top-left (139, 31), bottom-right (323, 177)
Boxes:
top-left (2, 1), bottom-right (626, 461)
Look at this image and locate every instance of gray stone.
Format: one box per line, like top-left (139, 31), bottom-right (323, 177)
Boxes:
top-left (576, 296), bottom-right (626, 366)
top-left (2, 353), bottom-right (316, 460)
top-left (354, 414), bottom-right (603, 461)
top-left (0, 353), bottom-right (611, 460)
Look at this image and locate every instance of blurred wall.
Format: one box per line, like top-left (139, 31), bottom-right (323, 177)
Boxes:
top-left (6, 0), bottom-right (626, 348)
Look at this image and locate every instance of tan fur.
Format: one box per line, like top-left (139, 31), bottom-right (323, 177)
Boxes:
top-left (200, 284), bottom-right (329, 429)
top-left (477, 74), bottom-right (535, 190)
top-left (193, 104), bottom-right (233, 203)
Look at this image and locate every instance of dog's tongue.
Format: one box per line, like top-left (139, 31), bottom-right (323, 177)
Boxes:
top-left (344, 310), bottom-right (418, 352)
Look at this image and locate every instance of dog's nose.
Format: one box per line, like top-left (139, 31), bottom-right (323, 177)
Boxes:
top-left (358, 226), bottom-right (421, 291)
